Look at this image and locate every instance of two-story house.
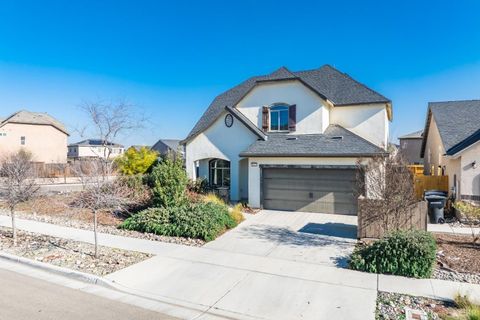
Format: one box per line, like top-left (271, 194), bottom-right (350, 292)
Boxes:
top-left (0, 110), bottom-right (69, 163)
top-left (182, 65), bottom-right (391, 215)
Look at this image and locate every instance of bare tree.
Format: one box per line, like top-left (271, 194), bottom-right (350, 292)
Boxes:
top-left (357, 152), bottom-right (416, 234)
top-left (0, 150), bottom-right (39, 245)
top-left (78, 100), bottom-right (143, 160)
top-left (71, 160), bottom-right (139, 257)
top-left (70, 100), bottom-right (144, 257)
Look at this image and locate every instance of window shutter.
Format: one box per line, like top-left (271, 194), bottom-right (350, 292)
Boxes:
top-left (288, 104), bottom-right (296, 132)
top-left (262, 106), bottom-right (269, 132)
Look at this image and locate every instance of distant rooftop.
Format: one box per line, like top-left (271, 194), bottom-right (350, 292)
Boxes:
top-left (399, 130), bottom-right (423, 139)
top-left (0, 110), bottom-right (68, 135)
top-left (69, 139), bottom-right (124, 148)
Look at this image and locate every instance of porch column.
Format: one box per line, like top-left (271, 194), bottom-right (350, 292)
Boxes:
top-left (230, 158), bottom-right (240, 201)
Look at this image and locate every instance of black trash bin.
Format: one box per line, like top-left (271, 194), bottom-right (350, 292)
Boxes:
top-left (424, 193), bottom-right (447, 224)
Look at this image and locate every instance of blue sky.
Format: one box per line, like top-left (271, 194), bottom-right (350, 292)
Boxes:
top-left (1, 0), bottom-right (479, 146)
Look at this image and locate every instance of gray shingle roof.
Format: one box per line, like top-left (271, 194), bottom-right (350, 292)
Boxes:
top-left (239, 125), bottom-right (387, 157)
top-left (399, 130), bottom-right (423, 139)
top-left (0, 110), bottom-right (68, 135)
top-left (183, 65), bottom-right (390, 143)
top-left (152, 139), bottom-right (181, 151)
top-left (421, 100), bottom-right (480, 156)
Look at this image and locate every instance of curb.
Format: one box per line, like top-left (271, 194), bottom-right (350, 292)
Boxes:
top-left (0, 252), bottom-right (117, 290)
top-left (0, 252), bottom-right (216, 318)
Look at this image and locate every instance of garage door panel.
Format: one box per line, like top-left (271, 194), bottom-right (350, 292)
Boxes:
top-left (264, 189), bottom-right (354, 202)
top-left (263, 183), bottom-right (354, 194)
top-left (262, 168), bottom-right (358, 215)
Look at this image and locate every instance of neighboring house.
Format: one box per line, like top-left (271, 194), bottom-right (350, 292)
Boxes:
top-left (182, 65), bottom-right (392, 215)
top-left (398, 130), bottom-right (423, 164)
top-left (0, 110), bottom-right (68, 163)
top-left (129, 145), bottom-right (151, 151)
top-left (421, 100), bottom-right (480, 203)
top-left (151, 139), bottom-right (184, 158)
top-left (67, 139), bottom-right (125, 160)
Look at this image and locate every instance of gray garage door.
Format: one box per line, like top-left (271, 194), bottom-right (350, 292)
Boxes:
top-left (262, 168), bottom-right (358, 215)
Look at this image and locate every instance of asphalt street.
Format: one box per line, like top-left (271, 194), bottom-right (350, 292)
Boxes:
top-left (0, 269), bottom-right (178, 320)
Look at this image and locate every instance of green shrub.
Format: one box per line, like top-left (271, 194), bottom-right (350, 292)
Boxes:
top-left (146, 157), bottom-right (188, 208)
top-left (120, 201), bottom-right (237, 241)
top-left (349, 230), bottom-right (436, 278)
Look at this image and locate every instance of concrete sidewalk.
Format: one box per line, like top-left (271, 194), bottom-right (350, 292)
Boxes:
top-left (2, 215), bottom-right (480, 319)
top-left (428, 223), bottom-right (480, 235)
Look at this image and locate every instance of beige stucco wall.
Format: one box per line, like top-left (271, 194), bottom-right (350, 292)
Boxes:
top-left (423, 117), bottom-right (445, 175)
top-left (0, 123), bottom-right (67, 163)
top-left (459, 142), bottom-right (480, 198)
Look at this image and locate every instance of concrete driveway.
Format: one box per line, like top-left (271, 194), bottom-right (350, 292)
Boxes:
top-left (205, 210), bottom-right (357, 267)
top-left (105, 210), bottom-right (375, 320)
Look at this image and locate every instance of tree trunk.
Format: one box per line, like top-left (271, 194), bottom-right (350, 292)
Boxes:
top-left (10, 207), bottom-right (17, 246)
top-left (93, 209), bottom-right (98, 258)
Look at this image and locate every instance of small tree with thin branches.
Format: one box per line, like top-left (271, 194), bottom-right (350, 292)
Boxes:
top-left (0, 150), bottom-right (39, 246)
top-left (356, 152), bottom-right (416, 234)
top-left (71, 100), bottom-right (144, 257)
top-left (72, 159), bottom-right (138, 257)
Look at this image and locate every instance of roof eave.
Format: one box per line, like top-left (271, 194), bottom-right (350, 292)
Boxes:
top-left (239, 152), bottom-right (389, 158)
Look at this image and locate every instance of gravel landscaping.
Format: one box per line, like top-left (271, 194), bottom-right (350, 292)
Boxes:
top-left (432, 233), bottom-right (480, 284)
top-left (0, 226), bottom-right (151, 276)
top-left (376, 291), bottom-right (459, 320)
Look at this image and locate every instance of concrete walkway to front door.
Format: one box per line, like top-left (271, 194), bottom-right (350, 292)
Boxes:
top-left (204, 210), bottom-right (358, 267)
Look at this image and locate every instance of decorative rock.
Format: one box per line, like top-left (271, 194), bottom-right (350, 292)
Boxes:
top-left (0, 226), bottom-right (151, 276)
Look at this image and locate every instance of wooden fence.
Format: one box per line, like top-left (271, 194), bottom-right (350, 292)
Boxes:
top-left (408, 165), bottom-right (424, 176)
top-left (413, 175), bottom-right (449, 200)
top-left (32, 162), bottom-right (72, 179)
top-left (357, 198), bottom-right (428, 239)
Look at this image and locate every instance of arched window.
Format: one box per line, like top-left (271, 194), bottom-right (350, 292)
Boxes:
top-left (209, 159), bottom-right (230, 187)
top-left (269, 105), bottom-right (289, 131)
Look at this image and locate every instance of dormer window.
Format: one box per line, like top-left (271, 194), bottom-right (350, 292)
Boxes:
top-left (269, 105), bottom-right (289, 132)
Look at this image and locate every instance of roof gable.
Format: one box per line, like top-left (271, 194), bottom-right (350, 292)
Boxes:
top-left (421, 100), bottom-right (480, 156)
top-left (152, 139), bottom-right (181, 152)
top-left (0, 110), bottom-right (69, 135)
top-left (183, 65), bottom-right (391, 143)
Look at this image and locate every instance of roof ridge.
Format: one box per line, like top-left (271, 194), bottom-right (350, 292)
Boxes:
top-left (429, 99), bottom-right (480, 105)
top-left (321, 65), bottom-right (391, 104)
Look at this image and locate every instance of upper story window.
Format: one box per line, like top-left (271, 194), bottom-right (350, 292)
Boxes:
top-left (20, 136), bottom-right (25, 145)
top-left (269, 105), bottom-right (289, 131)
